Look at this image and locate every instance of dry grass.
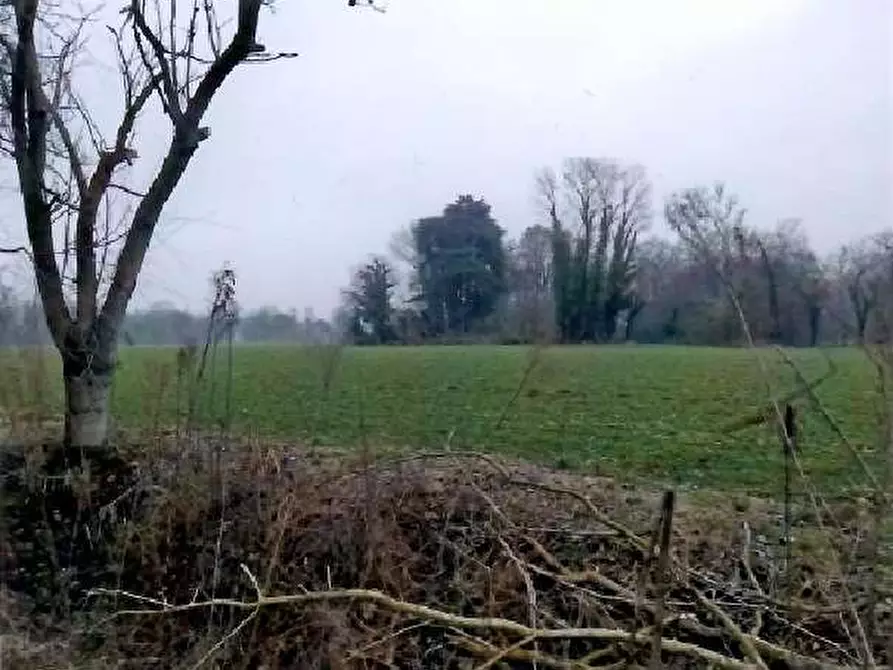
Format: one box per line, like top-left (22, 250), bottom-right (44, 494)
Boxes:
top-left (2, 436), bottom-right (890, 669)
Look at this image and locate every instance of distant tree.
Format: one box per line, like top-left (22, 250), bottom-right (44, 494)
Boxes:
top-left (239, 307), bottom-right (299, 343)
top-left (793, 248), bottom-right (829, 347)
top-left (0, 280), bottom-right (18, 345)
top-left (344, 256), bottom-right (398, 344)
top-left (536, 158), bottom-right (650, 342)
top-left (297, 309), bottom-right (337, 345)
top-left (330, 304), bottom-right (354, 343)
top-left (384, 224), bottom-right (418, 310)
top-left (411, 195), bottom-right (507, 337)
top-left (624, 236), bottom-right (683, 342)
top-left (756, 220), bottom-right (828, 346)
top-left (504, 224), bottom-right (554, 342)
top-left (664, 185), bottom-right (839, 347)
top-left (0, 279), bottom-right (55, 346)
top-left (664, 183), bottom-right (752, 344)
top-left (123, 303), bottom-right (205, 346)
top-left (834, 231), bottom-right (893, 343)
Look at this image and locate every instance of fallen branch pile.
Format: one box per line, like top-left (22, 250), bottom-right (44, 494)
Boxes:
top-left (4, 445), bottom-right (891, 668)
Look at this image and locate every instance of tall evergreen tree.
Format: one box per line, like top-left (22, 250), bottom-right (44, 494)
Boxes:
top-left (412, 195), bottom-right (507, 337)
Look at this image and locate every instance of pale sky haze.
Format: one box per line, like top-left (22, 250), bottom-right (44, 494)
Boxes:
top-left (0, 0), bottom-right (891, 317)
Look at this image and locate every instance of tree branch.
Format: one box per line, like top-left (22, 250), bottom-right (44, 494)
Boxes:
top-left (130, 0), bottom-right (184, 126)
top-left (9, 0), bottom-right (72, 348)
top-left (75, 74), bottom-right (157, 329)
top-left (90, 583), bottom-right (756, 670)
top-left (98, 0), bottom-right (266, 347)
top-left (42, 21), bottom-right (89, 199)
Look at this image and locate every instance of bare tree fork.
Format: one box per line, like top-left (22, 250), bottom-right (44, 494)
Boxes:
top-left (665, 185), bottom-right (878, 668)
top-left (2, 0), bottom-right (300, 448)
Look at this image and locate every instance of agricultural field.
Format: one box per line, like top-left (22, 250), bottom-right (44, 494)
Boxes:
top-left (3, 344), bottom-right (884, 495)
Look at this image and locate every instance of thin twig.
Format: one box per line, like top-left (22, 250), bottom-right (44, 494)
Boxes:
top-left (189, 610), bottom-right (257, 670)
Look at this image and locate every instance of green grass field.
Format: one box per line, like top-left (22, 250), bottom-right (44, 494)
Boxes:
top-left (3, 344), bottom-right (884, 496)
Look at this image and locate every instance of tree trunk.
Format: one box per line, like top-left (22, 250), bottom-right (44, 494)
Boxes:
top-left (625, 302), bottom-right (644, 341)
top-left (808, 304), bottom-right (821, 347)
top-left (856, 306), bottom-right (869, 345)
top-left (64, 370), bottom-right (113, 448)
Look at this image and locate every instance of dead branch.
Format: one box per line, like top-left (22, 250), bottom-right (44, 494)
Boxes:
top-left (89, 580), bottom-right (759, 670)
top-left (694, 589), bottom-right (767, 669)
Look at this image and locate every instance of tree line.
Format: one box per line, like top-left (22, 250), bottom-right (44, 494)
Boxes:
top-left (341, 157), bottom-right (893, 347)
top-left (0, 295), bottom-right (337, 347)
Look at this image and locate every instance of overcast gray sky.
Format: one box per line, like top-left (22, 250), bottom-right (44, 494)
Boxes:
top-left (1, 0), bottom-right (892, 317)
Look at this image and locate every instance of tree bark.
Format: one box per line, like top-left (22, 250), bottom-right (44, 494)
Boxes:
top-left (64, 369), bottom-right (113, 448)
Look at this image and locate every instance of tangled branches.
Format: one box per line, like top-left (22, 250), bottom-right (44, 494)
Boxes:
top-left (70, 448), bottom-right (890, 669)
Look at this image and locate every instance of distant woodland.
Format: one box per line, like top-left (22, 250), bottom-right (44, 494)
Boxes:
top-left (2, 158), bottom-right (890, 349)
top-left (340, 159), bottom-right (892, 347)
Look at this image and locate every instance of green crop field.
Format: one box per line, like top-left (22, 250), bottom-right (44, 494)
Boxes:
top-left (3, 344), bottom-right (883, 495)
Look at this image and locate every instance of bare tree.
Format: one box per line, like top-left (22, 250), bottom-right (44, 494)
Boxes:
top-left (0, 0), bottom-right (309, 448)
top-left (835, 231), bottom-right (893, 344)
top-left (535, 167), bottom-right (572, 340)
top-left (536, 158), bottom-right (650, 342)
top-left (760, 220), bottom-right (828, 347)
top-left (624, 236), bottom-right (681, 341)
top-left (602, 163), bottom-right (650, 340)
top-left (505, 224), bottom-right (553, 342)
top-left (387, 224), bottom-right (417, 307)
top-left (664, 183), bottom-right (750, 344)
